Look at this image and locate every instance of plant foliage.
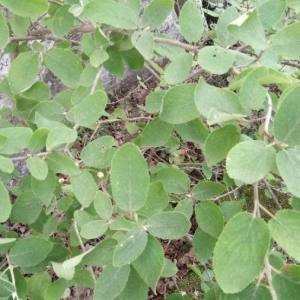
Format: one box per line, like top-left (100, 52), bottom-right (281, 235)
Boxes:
top-left (0, 0), bottom-right (300, 299)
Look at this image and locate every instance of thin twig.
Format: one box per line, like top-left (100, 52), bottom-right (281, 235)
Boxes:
top-left (263, 93), bottom-right (273, 141)
top-left (259, 203), bottom-right (276, 219)
top-left (264, 257), bottom-right (278, 300)
top-left (90, 67), bottom-right (102, 94)
top-left (262, 178), bottom-right (282, 209)
top-left (154, 37), bottom-right (199, 53)
top-left (11, 152), bottom-right (49, 161)
top-left (282, 60), bottom-right (300, 68)
top-left (6, 253), bottom-right (20, 300)
top-left (212, 186), bottom-right (242, 201)
top-left (89, 116), bottom-right (152, 141)
top-left (253, 182), bottom-right (260, 217)
top-left (73, 221), bottom-right (97, 284)
top-left (144, 63), bottom-right (161, 82)
top-left (10, 36), bottom-right (81, 46)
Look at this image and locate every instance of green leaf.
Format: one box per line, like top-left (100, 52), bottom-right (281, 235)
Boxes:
top-left (0, 11), bottom-right (9, 49)
top-left (179, 0), bottom-right (203, 42)
top-left (271, 22), bottom-right (300, 60)
top-left (0, 238), bottom-right (16, 255)
top-left (94, 264), bottom-right (130, 300)
top-left (71, 170), bottom-right (98, 208)
top-left (226, 140), bottom-right (276, 184)
top-left (193, 228), bottom-right (216, 264)
top-left (71, 269), bottom-right (95, 289)
top-left (151, 167), bottom-right (190, 194)
top-left (131, 31), bottom-right (154, 60)
top-left (120, 47), bottom-right (145, 70)
top-left (228, 9), bottom-right (266, 51)
top-left (215, 6), bottom-right (239, 47)
top-left (10, 237), bottom-right (53, 268)
top-left (80, 220), bottom-right (108, 240)
top-left (90, 49), bottom-right (109, 68)
top-left (268, 210), bottom-right (300, 262)
top-left (164, 53), bottom-right (193, 85)
top-left (0, 182), bottom-right (11, 223)
top-left (147, 211), bottom-right (191, 239)
top-left (22, 81), bottom-right (51, 102)
top-left (174, 119), bottom-right (208, 146)
top-left (116, 267), bottom-right (148, 300)
top-left (175, 199), bottom-right (193, 219)
top-left (27, 272), bottom-right (51, 300)
top-left (94, 191), bottom-right (113, 220)
top-left (47, 153), bottom-right (80, 176)
top-left (82, 238), bottom-right (118, 266)
top-left (111, 143), bottom-right (149, 211)
top-left (141, 117), bottom-right (173, 147)
top-left (80, 136), bottom-right (115, 169)
top-left (194, 78), bottom-right (244, 125)
top-left (192, 181), bottom-right (226, 201)
top-left (79, 65), bottom-right (98, 86)
top-left (52, 262), bottom-right (75, 281)
top-left (11, 192), bottom-right (43, 225)
top-left (31, 171), bottom-right (57, 206)
top-left (145, 90), bottom-right (166, 114)
top-left (46, 125), bottom-right (77, 151)
top-left (0, 0), bottom-right (49, 17)
top-left (137, 181), bottom-right (168, 218)
top-left (204, 125), bottom-right (240, 166)
top-left (274, 84), bottom-right (300, 146)
top-left (44, 48), bottom-right (83, 88)
top-left (239, 66), bottom-right (268, 112)
top-left (258, 0), bottom-right (286, 30)
top-left (160, 84), bottom-right (200, 124)
top-left (273, 274), bottom-right (300, 300)
top-left (113, 227), bottom-right (148, 267)
top-left (224, 283), bottom-right (272, 300)
top-left (45, 279), bottom-right (69, 300)
top-left (0, 277), bottom-right (15, 297)
top-left (219, 199), bottom-right (245, 222)
top-left (0, 155), bottom-right (14, 173)
top-left (72, 90), bottom-right (107, 127)
top-left (29, 102), bottom-right (64, 123)
top-left (161, 259), bottom-right (178, 277)
top-left (103, 46), bottom-right (125, 78)
top-left (195, 201), bottom-right (224, 238)
top-left (8, 51), bottom-right (39, 94)
top-left (26, 156), bottom-right (48, 180)
top-left (131, 234), bottom-right (164, 291)
top-left (51, 5), bottom-right (74, 37)
top-left (277, 149), bottom-right (300, 197)
top-left (84, 0), bottom-right (137, 29)
top-left (213, 212), bottom-right (270, 294)
top-left (198, 46), bottom-right (235, 75)
top-left (142, 0), bottom-right (174, 29)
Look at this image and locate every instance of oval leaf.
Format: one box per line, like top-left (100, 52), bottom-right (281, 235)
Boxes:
top-left (147, 212), bottom-right (191, 239)
top-left (277, 149), bottom-right (300, 197)
top-left (111, 143), bottom-right (149, 211)
top-left (44, 49), bottom-right (83, 88)
top-left (113, 227), bottom-right (148, 267)
top-left (94, 264), bottom-right (130, 300)
top-left (226, 140), bottom-right (276, 184)
top-left (10, 237), bottom-right (53, 268)
top-left (213, 212), bottom-right (270, 293)
top-left (0, 182), bottom-right (11, 222)
top-left (160, 84), bottom-right (200, 124)
top-left (8, 51), bottom-right (39, 94)
top-left (71, 170), bottom-right (98, 208)
top-left (268, 210), bottom-right (300, 262)
top-left (26, 156), bottom-right (48, 180)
